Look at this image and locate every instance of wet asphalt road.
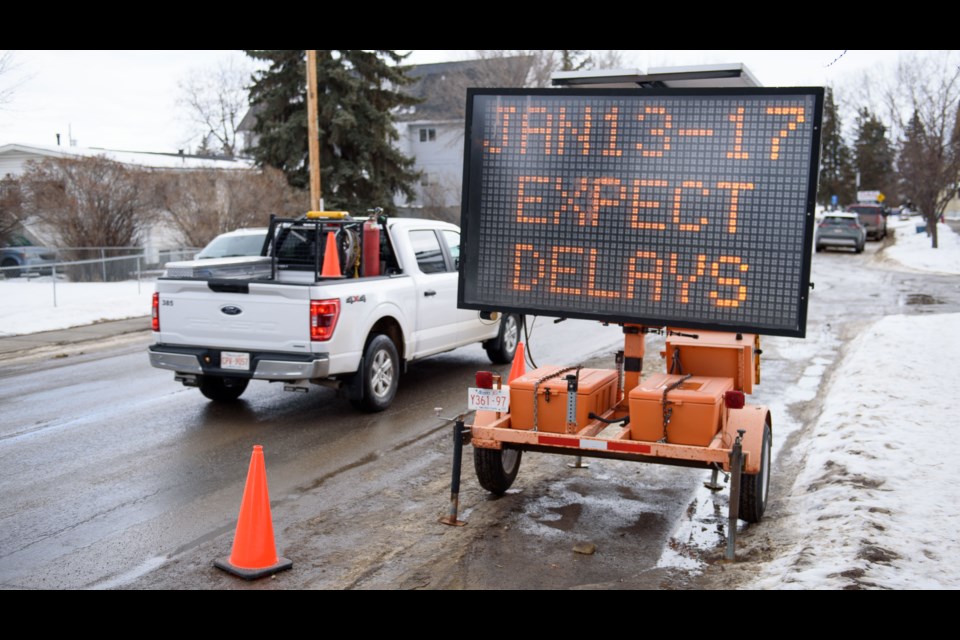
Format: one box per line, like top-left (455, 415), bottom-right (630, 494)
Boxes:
top-left (2, 228), bottom-right (959, 589)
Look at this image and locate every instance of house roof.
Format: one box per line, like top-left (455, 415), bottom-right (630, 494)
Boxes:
top-left (397, 57), bottom-right (534, 122)
top-left (0, 143), bottom-right (254, 171)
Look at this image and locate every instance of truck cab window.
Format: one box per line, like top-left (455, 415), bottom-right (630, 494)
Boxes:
top-left (408, 230), bottom-right (447, 274)
top-left (441, 230), bottom-right (460, 270)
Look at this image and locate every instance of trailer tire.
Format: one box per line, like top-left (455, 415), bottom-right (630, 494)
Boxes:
top-left (199, 375), bottom-right (249, 402)
top-left (348, 334), bottom-right (399, 412)
top-left (474, 447), bottom-right (522, 495)
top-left (739, 419), bottom-right (772, 523)
top-left (485, 314), bottom-right (521, 365)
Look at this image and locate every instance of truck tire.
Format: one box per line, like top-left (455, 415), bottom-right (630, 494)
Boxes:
top-left (485, 314), bottom-right (521, 365)
top-left (474, 447), bottom-right (522, 495)
top-left (739, 420), bottom-right (772, 524)
top-left (2, 258), bottom-right (21, 278)
top-left (198, 375), bottom-right (249, 402)
top-left (349, 334), bottom-right (399, 412)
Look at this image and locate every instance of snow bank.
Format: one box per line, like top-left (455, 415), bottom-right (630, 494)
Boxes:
top-left (0, 280), bottom-right (153, 337)
top-left (751, 313), bottom-right (960, 589)
top-left (885, 222), bottom-right (960, 275)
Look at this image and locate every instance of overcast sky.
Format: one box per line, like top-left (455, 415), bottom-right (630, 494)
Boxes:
top-left (0, 50), bottom-right (908, 154)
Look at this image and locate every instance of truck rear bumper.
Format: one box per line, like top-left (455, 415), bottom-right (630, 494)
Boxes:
top-left (149, 344), bottom-right (330, 380)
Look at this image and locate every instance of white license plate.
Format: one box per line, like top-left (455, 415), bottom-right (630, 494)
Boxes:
top-left (221, 351), bottom-right (250, 370)
top-left (467, 387), bottom-right (510, 412)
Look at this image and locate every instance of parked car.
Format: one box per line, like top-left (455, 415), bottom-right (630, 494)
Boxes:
top-left (846, 204), bottom-right (887, 240)
top-left (163, 227), bottom-right (271, 279)
top-left (815, 213), bottom-right (866, 253)
top-left (1, 239), bottom-right (57, 278)
top-left (195, 228), bottom-right (268, 259)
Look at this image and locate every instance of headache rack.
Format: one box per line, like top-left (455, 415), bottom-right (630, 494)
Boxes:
top-left (264, 210), bottom-right (394, 282)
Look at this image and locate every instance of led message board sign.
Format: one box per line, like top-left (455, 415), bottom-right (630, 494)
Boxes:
top-left (458, 88), bottom-right (823, 337)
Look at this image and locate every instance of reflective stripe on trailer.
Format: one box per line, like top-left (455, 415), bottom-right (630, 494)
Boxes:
top-left (538, 434), bottom-right (651, 454)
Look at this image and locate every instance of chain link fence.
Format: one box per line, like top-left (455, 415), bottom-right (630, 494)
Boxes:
top-left (0, 246), bottom-right (199, 281)
top-left (0, 246), bottom-right (200, 307)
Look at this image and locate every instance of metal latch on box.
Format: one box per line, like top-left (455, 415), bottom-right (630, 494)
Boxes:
top-left (532, 365), bottom-right (582, 432)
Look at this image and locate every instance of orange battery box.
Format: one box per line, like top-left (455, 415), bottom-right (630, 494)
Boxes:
top-left (663, 330), bottom-right (757, 393)
top-left (509, 366), bottom-right (618, 432)
top-left (629, 373), bottom-right (733, 446)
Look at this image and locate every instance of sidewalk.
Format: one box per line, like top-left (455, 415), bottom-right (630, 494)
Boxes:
top-left (0, 316), bottom-right (150, 359)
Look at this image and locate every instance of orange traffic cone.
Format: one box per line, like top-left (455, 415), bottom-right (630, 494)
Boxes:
top-left (508, 341), bottom-right (526, 383)
top-left (321, 231), bottom-right (342, 278)
top-left (214, 445), bottom-right (292, 580)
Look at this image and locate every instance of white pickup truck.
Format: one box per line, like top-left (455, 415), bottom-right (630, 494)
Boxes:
top-left (149, 214), bottom-right (521, 411)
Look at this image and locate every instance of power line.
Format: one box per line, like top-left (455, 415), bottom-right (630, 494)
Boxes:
top-left (825, 51), bottom-right (848, 68)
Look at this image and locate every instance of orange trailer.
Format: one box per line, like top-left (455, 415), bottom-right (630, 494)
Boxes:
top-left (450, 326), bottom-right (770, 559)
top-left (444, 72), bottom-right (823, 560)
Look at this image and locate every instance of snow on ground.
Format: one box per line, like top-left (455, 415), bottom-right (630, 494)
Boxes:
top-left (750, 313), bottom-right (960, 589)
top-left (659, 220), bottom-right (960, 587)
top-left (885, 221), bottom-right (960, 275)
top-left (0, 278), bottom-right (154, 337)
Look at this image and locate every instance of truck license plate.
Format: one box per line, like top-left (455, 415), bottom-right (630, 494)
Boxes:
top-left (221, 351), bottom-right (250, 370)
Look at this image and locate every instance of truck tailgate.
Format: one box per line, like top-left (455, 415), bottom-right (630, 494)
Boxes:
top-left (156, 280), bottom-right (313, 353)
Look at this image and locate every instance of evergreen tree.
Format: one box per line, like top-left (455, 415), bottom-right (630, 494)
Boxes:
top-left (817, 87), bottom-right (855, 207)
top-left (853, 107), bottom-right (896, 202)
top-left (245, 50), bottom-right (420, 214)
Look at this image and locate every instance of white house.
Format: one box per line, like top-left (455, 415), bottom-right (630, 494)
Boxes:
top-left (393, 58), bottom-right (535, 222)
top-left (0, 143), bottom-right (253, 262)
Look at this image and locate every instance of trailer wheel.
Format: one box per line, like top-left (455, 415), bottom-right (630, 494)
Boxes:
top-left (474, 447), bottom-right (522, 495)
top-left (739, 419), bottom-right (772, 523)
top-left (199, 375), bottom-right (249, 402)
top-left (348, 334), bottom-right (399, 412)
top-left (485, 314), bottom-right (521, 365)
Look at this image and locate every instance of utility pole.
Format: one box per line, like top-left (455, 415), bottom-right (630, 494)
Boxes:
top-left (306, 50), bottom-right (322, 212)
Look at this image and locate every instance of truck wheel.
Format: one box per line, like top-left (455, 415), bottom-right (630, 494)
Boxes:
top-left (485, 314), bottom-right (521, 365)
top-left (474, 447), bottom-right (522, 495)
top-left (739, 420), bottom-right (772, 524)
top-left (349, 334), bottom-right (399, 412)
top-left (2, 258), bottom-right (21, 278)
top-left (198, 375), bottom-right (249, 402)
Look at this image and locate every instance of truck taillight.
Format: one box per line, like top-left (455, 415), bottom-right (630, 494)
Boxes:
top-left (310, 299), bottom-right (340, 341)
top-left (152, 292), bottom-right (160, 332)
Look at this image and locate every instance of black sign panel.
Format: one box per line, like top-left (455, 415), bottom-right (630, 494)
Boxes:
top-left (458, 88), bottom-right (823, 338)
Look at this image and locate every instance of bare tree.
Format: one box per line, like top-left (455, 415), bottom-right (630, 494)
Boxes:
top-left (155, 167), bottom-right (307, 247)
top-left (20, 156), bottom-right (153, 279)
top-left (872, 51), bottom-right (960, 248)
top-left (418, 175), bottom-right (462, 224)
top-left (0, 175), bottom-right (22, 245)
top-left (475, 50), bottom-right (559, 88)
top-left (0, 51), bottom-right (17, 106)
top-left (591, 50), bottom-right (625, 70)
top-left (178, 58), bottom-right (252, 157)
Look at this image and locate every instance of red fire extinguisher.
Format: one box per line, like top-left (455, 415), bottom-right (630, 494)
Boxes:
top-left (363, 213), bottom-right (381, 277)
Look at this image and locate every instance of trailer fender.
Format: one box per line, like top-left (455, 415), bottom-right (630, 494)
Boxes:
top-left (471, 410), bottom-right (507, 449)
top-left (725, 405), bottom-right (771, 474)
